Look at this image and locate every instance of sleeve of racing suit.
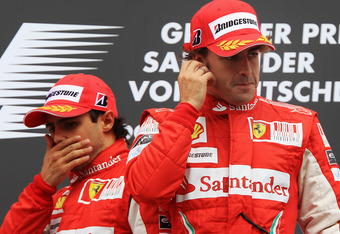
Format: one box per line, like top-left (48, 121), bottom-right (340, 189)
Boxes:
top-left (298, 116), bottom-right (340, 233)
top-left (0, 173), bottom-right (57, 234)
top-left (125, 102), bottom-right (199, 205)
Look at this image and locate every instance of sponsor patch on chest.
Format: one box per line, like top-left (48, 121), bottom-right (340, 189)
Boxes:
top-left (187, 147), bottom-right (218, 164)
top-left (176, 166), bottom-right (290, 203)
top-left (78, 177), bottom-right (124, 204)
top-left (249, 118), bottom-right (303, 147)
top-left (191, 117), bottom-right (207, 144)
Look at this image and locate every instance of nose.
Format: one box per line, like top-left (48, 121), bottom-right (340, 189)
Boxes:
top-left (237, 53), bottom-right (252, 77)
top-left (53, 127), bottom-right (67, 144)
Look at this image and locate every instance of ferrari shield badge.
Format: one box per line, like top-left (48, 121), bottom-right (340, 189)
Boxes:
top-left (253, 123), bottom-right (266, 139)
top-left (89, 182), bottom-right (105, 200)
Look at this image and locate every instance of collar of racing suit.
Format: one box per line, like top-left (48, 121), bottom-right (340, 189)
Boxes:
top-left (68, 138), bottom-right (129, 184)
top-left (202, 93), bottom-right (259, 115)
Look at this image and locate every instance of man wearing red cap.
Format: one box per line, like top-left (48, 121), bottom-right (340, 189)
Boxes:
top-left (0, 74), bottom-right (171, 233)
top-left (125, 0), bottom-right (340, 233)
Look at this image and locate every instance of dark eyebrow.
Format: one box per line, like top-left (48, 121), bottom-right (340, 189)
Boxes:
top-left (249, 46), bottom-right (261, 51)
top-left (58, 117), bottom-right (76, 123)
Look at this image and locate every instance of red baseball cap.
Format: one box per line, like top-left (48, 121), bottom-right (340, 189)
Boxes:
top-left (183, 0), bottom-right (275, 57)
top-left (24, 73), bottom-right (118, 128)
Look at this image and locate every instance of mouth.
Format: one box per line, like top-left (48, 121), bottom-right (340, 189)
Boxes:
top-left (234, 82), bottom-right (255, 88)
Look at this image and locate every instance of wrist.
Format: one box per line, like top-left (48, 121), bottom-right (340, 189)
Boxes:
top-left (35, 173), bottom-right (58, 194)
top-left (167, 102), bottom-right (200, 132)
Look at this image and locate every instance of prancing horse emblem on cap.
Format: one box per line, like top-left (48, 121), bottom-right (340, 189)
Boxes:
top-left (95, 93), bottom-right (108, 107)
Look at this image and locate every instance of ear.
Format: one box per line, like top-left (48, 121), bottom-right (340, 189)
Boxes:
top-left (101, 110), bottom-right (115, 133)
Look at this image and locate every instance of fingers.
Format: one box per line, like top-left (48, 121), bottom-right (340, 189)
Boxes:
top-left (179, 60), bottom-right (212, 85)
top-left (51, 135), bottom-right (92, 160)
top-left (178, 60), bottom-right (214, 110)
top-left (41, 136), bottom-right (92, 187)
top-left (198, 66), bottom-right (207, 73)
top-left (55, 137), bottom-right (92, 166)
top-left (51, 135), bottom-right (82, 151)
top-left (197, 65), bottom-right (215, 86)
top-left (45, 134), bottom-right (55, 150)
top-left (180, 60), bottom-right (207, 75)
top-left (63, 154), bottom-right (90, 172)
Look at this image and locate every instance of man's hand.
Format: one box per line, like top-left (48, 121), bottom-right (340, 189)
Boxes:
top-left (40, 135), bottom-right (92, 187)
top-left (178, 60), bottom-right (215, 110)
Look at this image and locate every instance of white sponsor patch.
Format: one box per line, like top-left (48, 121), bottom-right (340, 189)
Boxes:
top-left (57, 226), bottom-right (114, 233)
top-left (331, 167), bottom-right (340, 181)
top-left (209, 12), bottom-right (259, 40)
top-left (78, 177), bottom-right (124, 204)
top-left (192, 117), bottom-right (207, 144)
top-left (176, 165), bottom-right (290, 203)
top-left (45, 85), bottom-right (83, 104)
top-left (317, 123), bottom-right (330, 147)
top-left (187, 147), bottom-right (218, 164)
top-left (51, 208), bottom-right (64, 215)
top-left (127, 134), bottom-right (153, 163)
top-left (229, 165), bottom-right (290, 202)
top-left (127, 143), bottom-right (149, 163)
top-left (249, 118), bottom-right (303, 147)
top-left (138, 116), bottom-right (159, 136)
top-left (49, 217), bottom-right (62, 233)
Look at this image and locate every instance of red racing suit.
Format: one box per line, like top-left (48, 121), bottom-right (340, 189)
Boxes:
top-left (125, 94), bottom-right (340, 233)
top-left (0, 138), bottom-right (171, 234)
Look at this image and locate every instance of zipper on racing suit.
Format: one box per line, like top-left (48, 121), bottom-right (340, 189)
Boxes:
top-left (240, 212), bottom-right (270, 234)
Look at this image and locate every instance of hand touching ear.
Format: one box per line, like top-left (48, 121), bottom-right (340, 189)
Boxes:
top-left (178, 60), bottom-right (215, 110)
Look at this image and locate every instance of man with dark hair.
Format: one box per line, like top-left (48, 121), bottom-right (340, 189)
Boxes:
top-left (0, 73), bottom-right (170, 233)
top-left (125, 0), bottom-right (340, 233)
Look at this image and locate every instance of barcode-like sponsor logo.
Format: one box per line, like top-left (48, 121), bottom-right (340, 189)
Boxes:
top-left (249, 118), bottom-right (303, 147)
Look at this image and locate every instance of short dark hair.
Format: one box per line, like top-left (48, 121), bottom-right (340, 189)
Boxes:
top-left (88, 110), bottom-right (131, 145)
top-left (183, 47), bottom-right (209, 61)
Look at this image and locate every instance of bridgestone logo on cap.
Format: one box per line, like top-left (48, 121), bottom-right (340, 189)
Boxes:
top-left (45, 85), bottom-right (83, 104)
top-left (209, 12), bottom-right (259, 40)
top-left (95, 93), bottom-right (108, 108)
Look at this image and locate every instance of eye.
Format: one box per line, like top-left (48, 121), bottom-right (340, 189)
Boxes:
top-left (248, 51), bottom-right (259, 58)
top-left (248, 48), bottom-right (260, 58)
top-left (63, 121), bottom-right (78, 129)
